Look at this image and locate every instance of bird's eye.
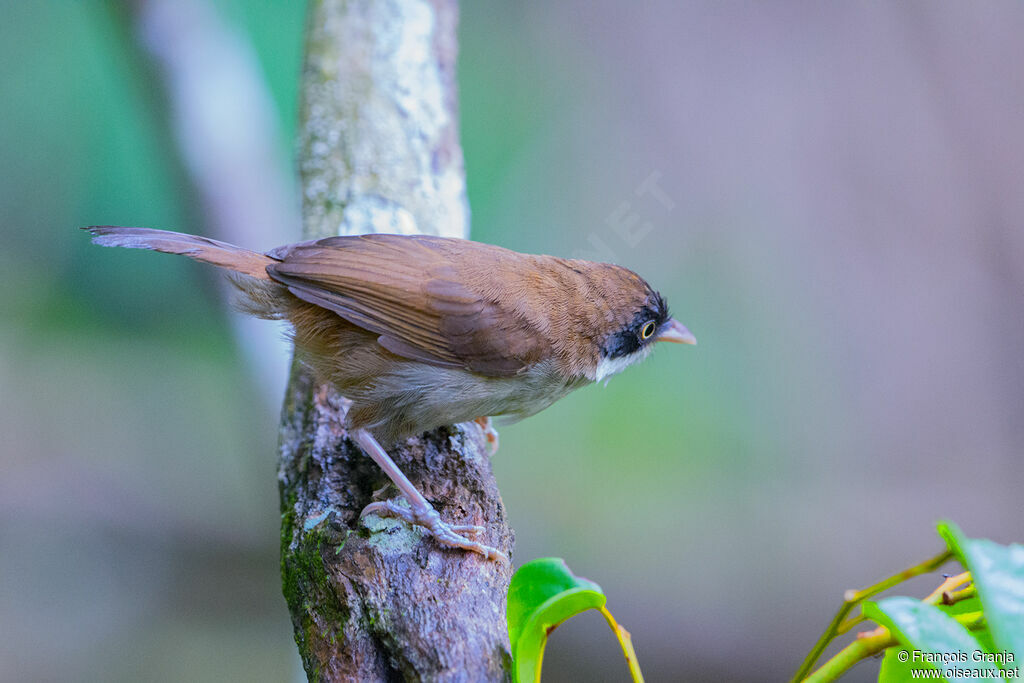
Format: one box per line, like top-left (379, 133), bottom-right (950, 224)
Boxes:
top-left (640, 321), bottom-right (657, 340)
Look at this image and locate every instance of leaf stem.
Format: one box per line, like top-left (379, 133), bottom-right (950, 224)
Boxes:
top-left (598, 606), bottom-right (645, 683)
top-left (835, 613), bottom-right (865, 636)
top-left (921, 571), bottom-right (972, 607)
top-left (533, 638), bottom-right (547, 683)
top-left (790, 548), bottom-right (952, 681)
top-left (835, 570), bottom-right (973, 635)
top-left (804, 609), bottom-right (987, 682)
top-left (803, 627), bottom-right (894, 683)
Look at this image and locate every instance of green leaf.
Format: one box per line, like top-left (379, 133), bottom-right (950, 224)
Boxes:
top-left (939, 521), bottom-right (1024, 659)
top-left (507, 558), bottom-right (607, 683)
top-left (939, 597), bottom-right (997, 652)
top-left (878, 647), bottom-right (922, 683)
top-left (865, 597), bottom-right (983, 681)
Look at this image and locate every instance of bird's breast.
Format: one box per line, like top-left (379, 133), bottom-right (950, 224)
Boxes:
top-left (349, 358), bottom-right (592, 443)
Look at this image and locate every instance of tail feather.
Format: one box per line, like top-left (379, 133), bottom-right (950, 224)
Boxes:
top-left (84, 226), bottom-right (275, 279)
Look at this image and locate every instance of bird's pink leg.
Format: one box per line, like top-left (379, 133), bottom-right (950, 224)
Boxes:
top-left (473, 416), bottom-right (499, 455)
top-left (352, 429), bottom-right (508, 564)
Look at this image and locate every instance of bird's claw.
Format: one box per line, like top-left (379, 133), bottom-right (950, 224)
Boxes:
top-left (361, 499), bottom-right (508, 564)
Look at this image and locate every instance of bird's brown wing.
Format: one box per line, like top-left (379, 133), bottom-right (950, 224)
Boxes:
top-left (266, 234), bottom-right (548, 377)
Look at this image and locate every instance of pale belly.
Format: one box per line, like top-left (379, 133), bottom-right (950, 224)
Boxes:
top-left (349, 358), bottom-right (592, 444)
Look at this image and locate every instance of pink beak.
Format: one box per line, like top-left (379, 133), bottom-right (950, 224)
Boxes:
top-left (656, 318), bottom-right (697, 345)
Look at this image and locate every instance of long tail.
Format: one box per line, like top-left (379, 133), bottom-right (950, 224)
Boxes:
top-left (84, 226), bottom-right (275, 279)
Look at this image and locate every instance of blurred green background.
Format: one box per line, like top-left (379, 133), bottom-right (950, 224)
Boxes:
top-left (2, 1), bottom-right (1022, 681)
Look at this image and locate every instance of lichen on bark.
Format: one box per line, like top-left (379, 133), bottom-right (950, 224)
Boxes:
top-left (279, 1), bottom-right (514, 680)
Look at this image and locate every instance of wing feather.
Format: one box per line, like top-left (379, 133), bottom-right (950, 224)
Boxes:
top-left (267, 234), bottom-right (549, 377)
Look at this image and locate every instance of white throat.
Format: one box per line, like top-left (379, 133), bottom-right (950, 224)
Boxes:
top-left (590, 347), bottom-right (653, 383)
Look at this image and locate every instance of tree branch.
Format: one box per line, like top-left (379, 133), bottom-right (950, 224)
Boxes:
top-left (279, 1), bottom-right (514, 680)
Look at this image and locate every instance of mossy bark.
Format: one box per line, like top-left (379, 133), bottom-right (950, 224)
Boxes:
top-left (279, 1), bottom-right (514, 680)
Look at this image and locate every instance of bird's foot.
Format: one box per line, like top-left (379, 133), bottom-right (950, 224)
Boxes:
top-left (473, 416), bottom-right (500, 455)
top-left (361, 498), bottom-right (508, 564)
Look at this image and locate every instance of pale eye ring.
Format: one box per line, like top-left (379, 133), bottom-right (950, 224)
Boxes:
top-left (640, 321), bottom-right (657, 340)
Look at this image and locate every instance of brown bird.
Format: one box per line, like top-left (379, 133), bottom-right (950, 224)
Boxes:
top-left (86, 226), bottom-right (696, 563)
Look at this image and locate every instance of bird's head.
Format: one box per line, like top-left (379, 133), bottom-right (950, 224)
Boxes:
top-left (586, 268), bottom-right (696, 382)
